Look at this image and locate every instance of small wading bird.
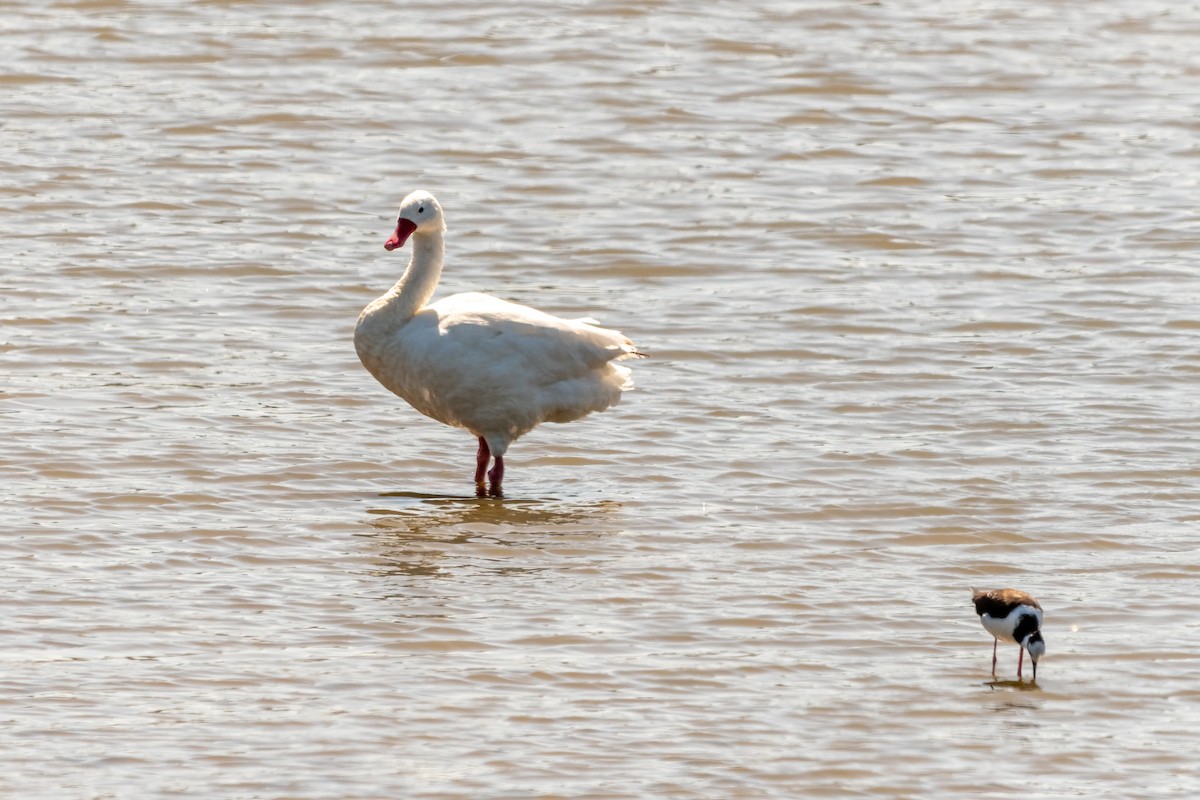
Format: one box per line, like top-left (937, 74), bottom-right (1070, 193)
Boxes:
top-left (354, 190), bottom-right (642, 497)
top-left (971, 587), bottom-right (1046, 681)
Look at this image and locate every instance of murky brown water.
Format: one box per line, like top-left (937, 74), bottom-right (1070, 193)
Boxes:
top-left (5, 0), bottom-right (1200, 796)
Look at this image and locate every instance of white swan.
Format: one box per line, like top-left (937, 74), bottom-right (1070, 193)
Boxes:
top-left (354, 190), bottom-right (641, 496)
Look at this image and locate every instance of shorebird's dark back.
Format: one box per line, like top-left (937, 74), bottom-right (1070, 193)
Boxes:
top-left (972, 588), bottom-right (1041, 619)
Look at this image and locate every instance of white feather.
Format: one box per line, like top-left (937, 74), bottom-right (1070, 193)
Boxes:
top-left (980, 604), bottom-right (1044, 644)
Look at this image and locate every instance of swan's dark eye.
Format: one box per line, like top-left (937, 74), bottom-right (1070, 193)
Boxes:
top-left (418, 206), bottom-right (425, 213)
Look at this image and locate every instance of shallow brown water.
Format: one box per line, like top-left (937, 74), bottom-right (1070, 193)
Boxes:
top-left (4, 0), bottom-right (1200, 797)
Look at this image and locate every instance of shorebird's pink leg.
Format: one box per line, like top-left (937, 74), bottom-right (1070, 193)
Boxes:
top-left (1017, 647), bottom-right (1024, 679)
top-left (474, 437), bottom-right (490, 494)
top-left (991, 639), bottom-right (998, 675)
top-left (488, 455), bottom-right (504, 497)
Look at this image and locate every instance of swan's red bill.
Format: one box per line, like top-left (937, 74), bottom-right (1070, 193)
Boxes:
top-left (384, 218), bottom-right (418, 251)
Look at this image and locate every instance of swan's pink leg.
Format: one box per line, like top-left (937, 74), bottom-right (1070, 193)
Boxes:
top-left (474, 437), bottom-right (490, 490)
top-left (991, 639), bottom-right (998, 675)
top-left (1017, 647), bottom-right (1024, 680)
top-left (488, 455), bottom-right (504, 497)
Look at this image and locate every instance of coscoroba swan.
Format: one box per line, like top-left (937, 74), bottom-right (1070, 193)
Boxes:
top-left (354, 190), bottom-right (641, 497)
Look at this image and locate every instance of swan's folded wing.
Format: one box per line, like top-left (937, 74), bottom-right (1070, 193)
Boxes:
top-left (432, 293), bottom-right (636, 384)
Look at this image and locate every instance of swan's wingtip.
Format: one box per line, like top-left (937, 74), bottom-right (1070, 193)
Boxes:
top-left (615, 345), bottom-right (647, 360)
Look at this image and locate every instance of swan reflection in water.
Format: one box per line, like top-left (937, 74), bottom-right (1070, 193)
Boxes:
top-left (362, 490), bottom-right (622, 580)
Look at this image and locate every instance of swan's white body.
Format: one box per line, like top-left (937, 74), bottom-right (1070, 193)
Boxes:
top-left (354, 190), bottom-right (639, 494)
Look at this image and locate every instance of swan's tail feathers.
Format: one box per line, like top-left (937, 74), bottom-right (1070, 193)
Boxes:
top-left (613, 363), bottom-right (635, 392)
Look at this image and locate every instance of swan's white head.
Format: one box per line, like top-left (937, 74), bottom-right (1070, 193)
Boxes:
top-left (384, 190), bottom-right (445, 251)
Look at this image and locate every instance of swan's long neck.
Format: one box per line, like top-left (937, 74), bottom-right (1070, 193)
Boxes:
top-left (379, 230), bottom-right (445, 324)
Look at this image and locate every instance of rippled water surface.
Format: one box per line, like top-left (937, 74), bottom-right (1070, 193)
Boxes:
top-left (5, 1), bottom-right (1200, 797)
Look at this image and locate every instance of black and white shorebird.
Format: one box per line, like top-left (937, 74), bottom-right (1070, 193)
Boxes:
top-left (971, 588), bottom-right (1046, 681)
